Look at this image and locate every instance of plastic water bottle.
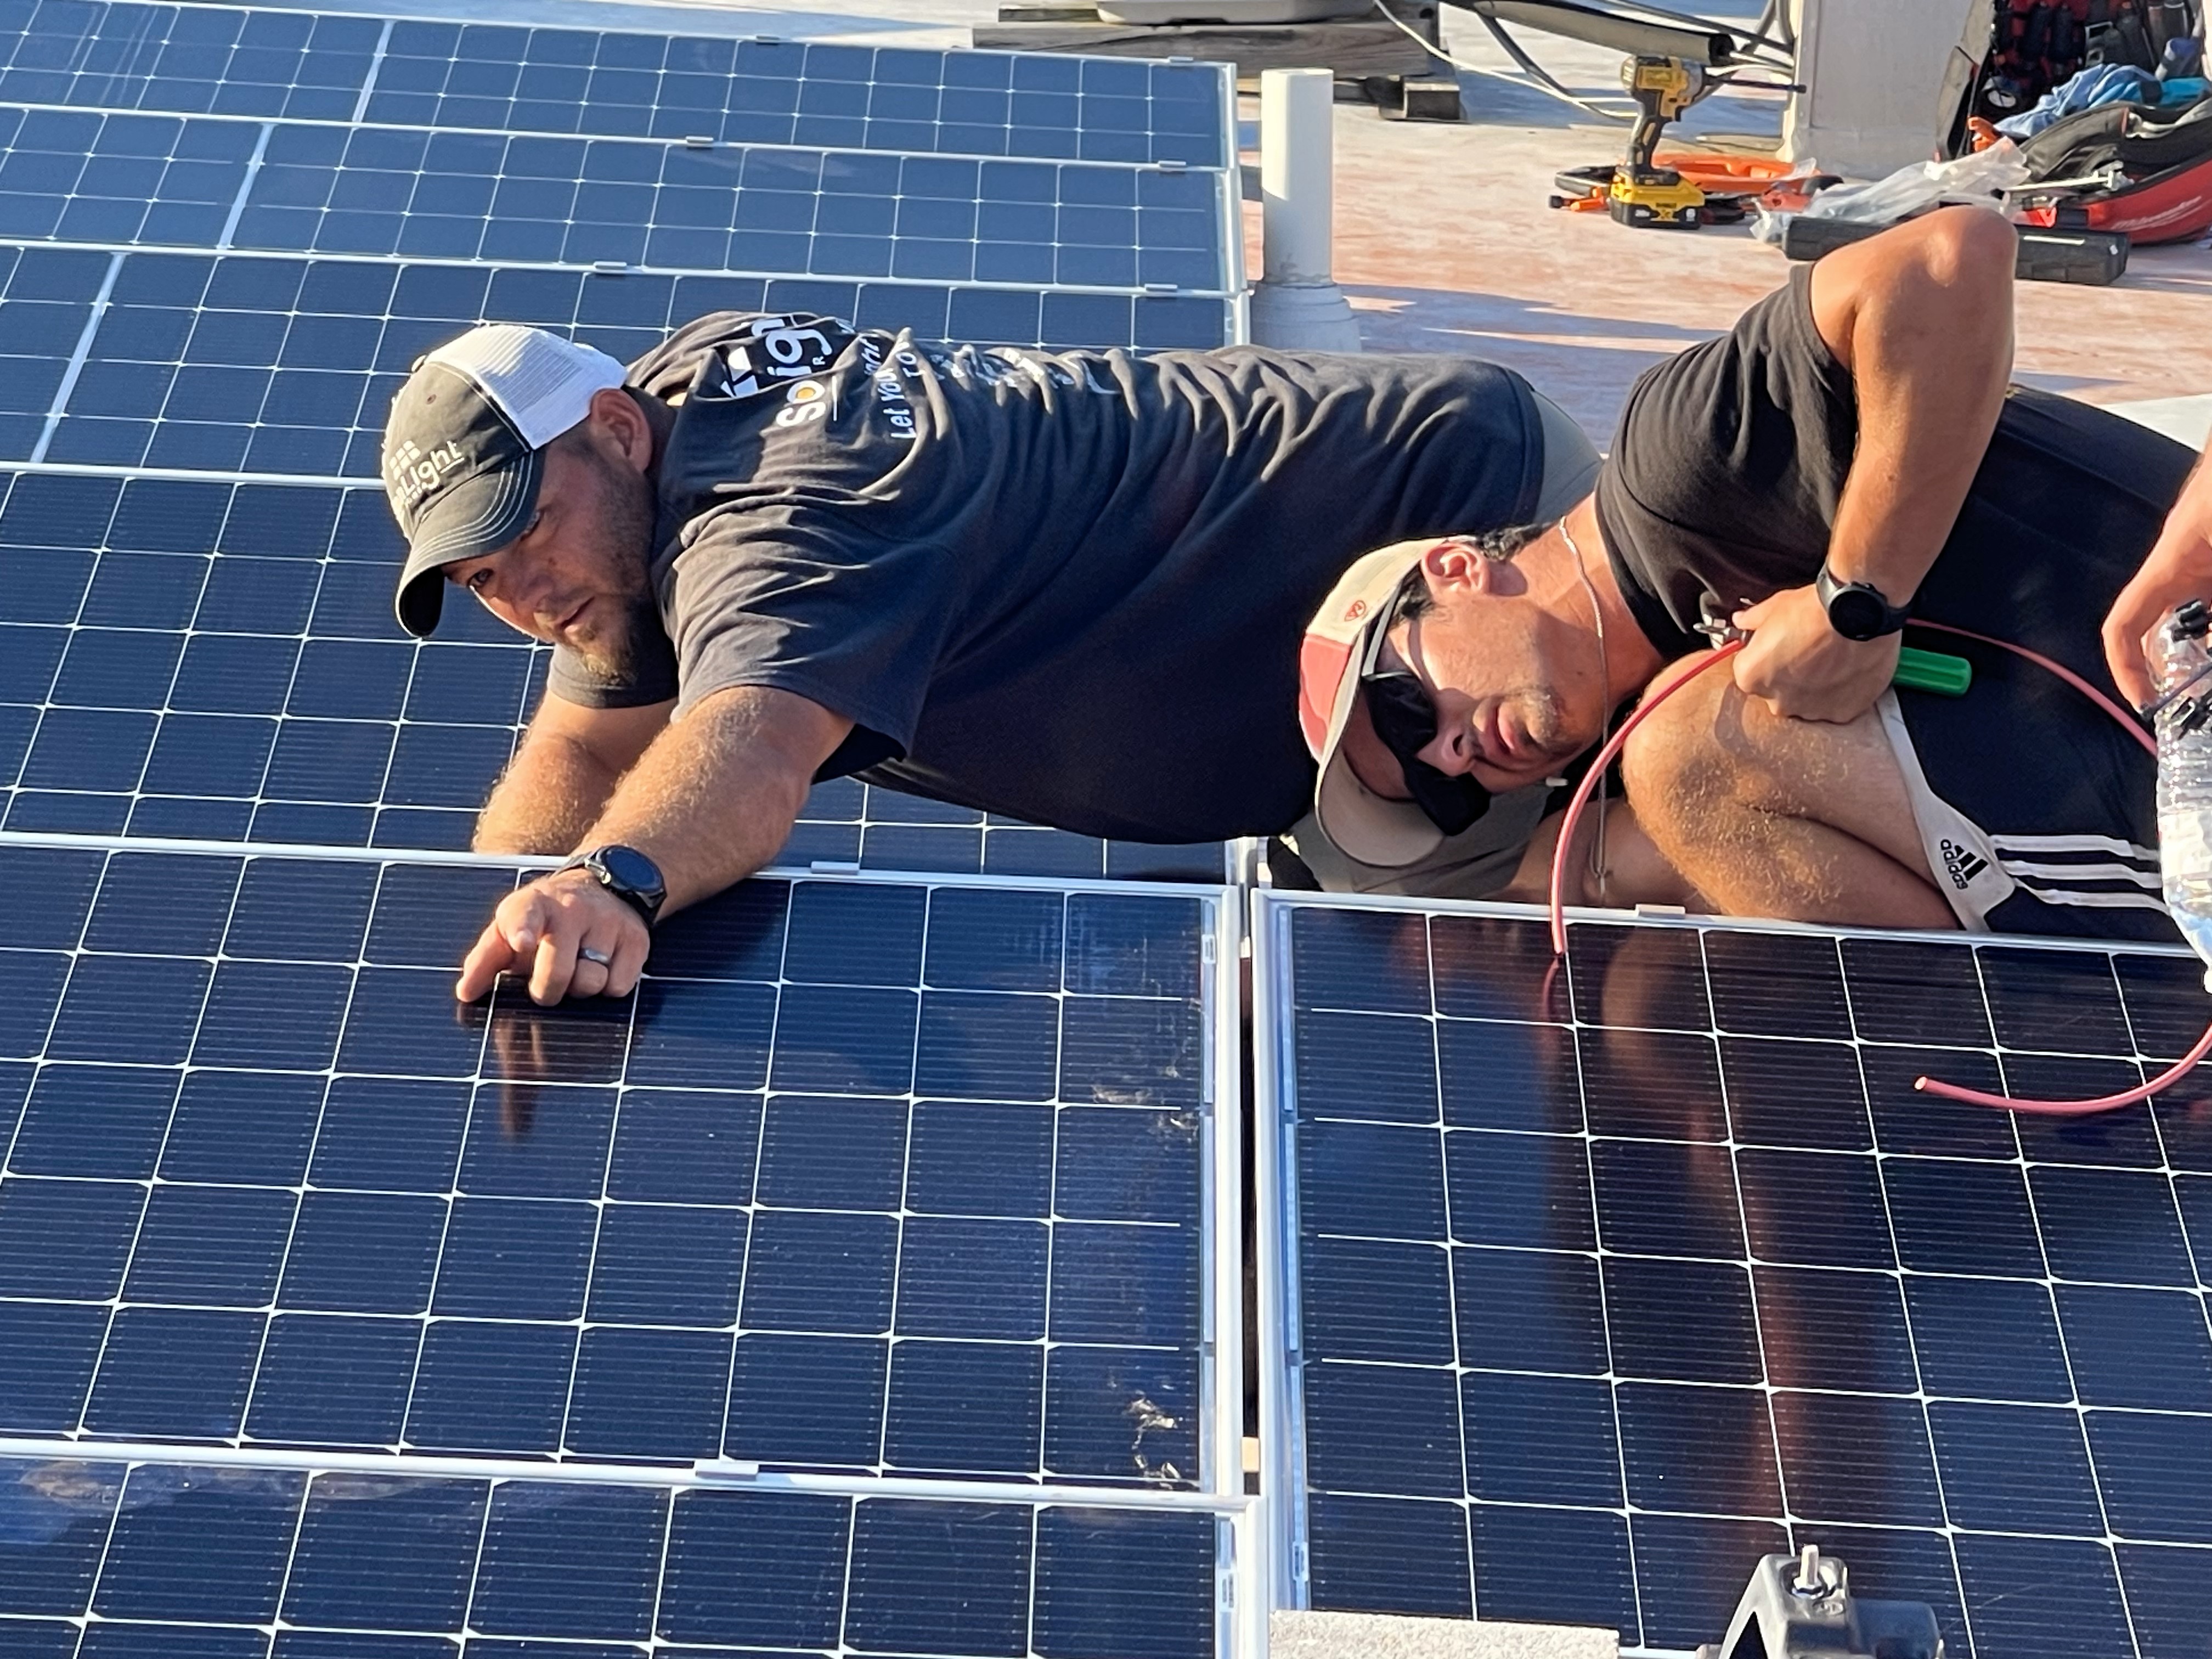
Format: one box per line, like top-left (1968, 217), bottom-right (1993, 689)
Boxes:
top-left (2155, 600), bottom-right (2212, 977)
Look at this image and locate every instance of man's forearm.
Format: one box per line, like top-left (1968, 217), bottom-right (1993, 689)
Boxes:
top-left (576, 686), bottom-right (849, 915)
top-left (474, 736), bottom-right (622, 855)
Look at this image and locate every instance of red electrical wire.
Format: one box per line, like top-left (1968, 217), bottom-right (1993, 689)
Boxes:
top-left (1544, 628), bottom-right (2211, 1118)
top-left (1547, 640), bottom-right (1742, 958)
top-left (1910, 619), bottom-right (2158, 760)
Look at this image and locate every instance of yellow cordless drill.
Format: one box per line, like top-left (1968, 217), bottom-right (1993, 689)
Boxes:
top-left (1609, 56), bottom-right (1711, 229)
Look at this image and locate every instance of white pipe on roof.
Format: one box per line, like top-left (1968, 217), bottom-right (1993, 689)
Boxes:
top-left (1250, 67), bottom-right (1363, 352)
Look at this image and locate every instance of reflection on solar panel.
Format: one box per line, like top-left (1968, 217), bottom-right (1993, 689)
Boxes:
top-left (0, 847), bottom-right (1232, 1485)
top-left (0, 1452), bottom-right (1241, 1657)
top-left (0, 3), bottom-right (1227, 166)
top-left (1257, 894), bottom-right (2212, 1656)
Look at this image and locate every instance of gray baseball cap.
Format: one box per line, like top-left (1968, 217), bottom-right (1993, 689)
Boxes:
top-left (382, 325), bottom-right (628, 637)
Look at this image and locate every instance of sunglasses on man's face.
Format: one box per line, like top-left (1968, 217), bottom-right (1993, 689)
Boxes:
top-left (1362, 660), bottom-right (1490, 837)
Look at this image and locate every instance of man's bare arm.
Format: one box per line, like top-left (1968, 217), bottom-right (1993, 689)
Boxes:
top-left (457, 685), bottom-right (852, 1003)
top-left (473, 691), bottom-right (676, 855)
top-left (1731, 206), bottom-right (2018, 722)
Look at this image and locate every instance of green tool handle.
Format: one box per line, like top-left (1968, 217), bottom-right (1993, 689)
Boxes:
top-left (1894, 645), bottom-right (1972, 697)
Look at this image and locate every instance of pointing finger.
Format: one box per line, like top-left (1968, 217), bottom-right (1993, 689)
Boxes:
top-left (456, 917), bottom-right (517, 1002)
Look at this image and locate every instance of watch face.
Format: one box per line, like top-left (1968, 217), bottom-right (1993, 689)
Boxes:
top-left (597, 845), bottom-right (664, 899)
top-left (1829, 587), bottom-right (1889, 641)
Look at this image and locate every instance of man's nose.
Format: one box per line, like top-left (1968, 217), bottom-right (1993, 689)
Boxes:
top-left (1419, 726), bottom-right (1475, 777)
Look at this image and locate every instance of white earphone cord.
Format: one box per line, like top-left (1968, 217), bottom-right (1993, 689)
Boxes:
top-left (1560, 518), bottom-right (1610, 900)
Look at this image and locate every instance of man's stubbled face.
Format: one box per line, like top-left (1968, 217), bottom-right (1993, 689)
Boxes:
top-left (442, 427), bottom-right (659, 679)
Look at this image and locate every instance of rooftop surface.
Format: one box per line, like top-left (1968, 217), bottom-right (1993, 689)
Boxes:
top-left (422, 0), bottom-right (2212, 444)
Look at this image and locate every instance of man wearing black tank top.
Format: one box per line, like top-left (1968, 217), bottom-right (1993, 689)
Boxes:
top-left (1319, 207), bottom-right (2196, 941)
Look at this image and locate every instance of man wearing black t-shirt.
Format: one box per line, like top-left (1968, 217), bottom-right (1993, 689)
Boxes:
top-left (1318, 206), bottom-right (2196, 941)
top-left (377, 313), bottom-right (1596, 1002)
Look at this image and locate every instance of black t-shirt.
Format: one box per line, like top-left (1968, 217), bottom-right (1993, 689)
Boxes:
top-left (553, 311), bottom-right (1542, 843)
top-left (1596, 267), bottom-right (2194, 676)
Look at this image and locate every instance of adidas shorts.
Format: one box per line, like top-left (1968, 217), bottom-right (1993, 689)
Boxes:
top-left (1876, 640), bottom-right (2174, 942)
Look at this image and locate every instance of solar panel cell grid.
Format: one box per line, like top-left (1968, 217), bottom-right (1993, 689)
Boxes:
top-left (0, 469), bottom-right (1225, 872)
top-left (0, 105), bottom-right (261, 247)
top-left (359, 24), bottom-right (1227, 167)
top-left (233, 125), bottom-right (1227, 291)
top-left (0, 1), bottom-right (1228, 168)
top-left (1262, 897), bottom-right (2212, 1656)
top-left (7, 249), bottom-right (1229, 476)
top-left (0, 851), bottom-right (1219, 1487)
top-left (0, 1456), bottom-right (1226, 1657)
top-left (0, 0), bottom-right (381, 120)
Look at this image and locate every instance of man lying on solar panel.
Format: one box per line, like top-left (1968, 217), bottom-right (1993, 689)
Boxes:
top-left (1300, 206), bottom-right (2196, 944)
top-left (379, 296), bottom-right (1603, 1003)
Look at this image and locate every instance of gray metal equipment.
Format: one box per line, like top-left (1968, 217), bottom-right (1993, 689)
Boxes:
top-left (1696, 1548), bottom-right (1944, 1659)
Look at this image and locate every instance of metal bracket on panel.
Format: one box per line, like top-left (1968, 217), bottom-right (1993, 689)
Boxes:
top-left (1695, 1548), bottom-right (1943, 1659)
top-left (589, 261), bottom-right (631, 274)
top-left (682, 135), bottom-right (715, 148)
top-left (1143, 283), bottom-right (1180, 294)
top-left (809, 860), bottom-right (861, 874)
top-left (690, 1458), bottom-right (763, 1483)
top-left (1156, 159), bottom-right (1189, 172)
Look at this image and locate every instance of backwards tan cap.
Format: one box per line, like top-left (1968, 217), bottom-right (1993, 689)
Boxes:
top-left (1296, 543), bottom-right (1449, 869)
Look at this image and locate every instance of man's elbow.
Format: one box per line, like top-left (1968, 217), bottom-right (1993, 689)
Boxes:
top-left (1903, 204), bottom-right (2017, 302)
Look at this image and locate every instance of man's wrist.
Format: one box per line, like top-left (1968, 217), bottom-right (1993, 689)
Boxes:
top-left (560, 844), bottom-right (667, 926)
top-left (1815, 562), bottom-right (1912, 641)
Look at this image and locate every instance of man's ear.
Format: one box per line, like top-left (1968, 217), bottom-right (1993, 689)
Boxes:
top-left (588, 386), bottom-right (653, 472)
top-left (1419, 537), bottom-right (1517, 600)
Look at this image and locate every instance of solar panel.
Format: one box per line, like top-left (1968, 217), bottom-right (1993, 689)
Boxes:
top-left (0, 1), bottom-right (382, 120)
top-left (2, 249), bottom-right (1231, 477)
top-left (0, 2), bottom-right (1230, 167)
top-left (0, 1450), bottom-right (1246, 1657)
top-left (0, 106), bottom-right (1233, 293)
top-left (0, 845), bottom-right (1238, 1487)
top-left (1255, 893), bottom-right (2212, 1656)
top-left (0, 469), bottom-right (1227, 873)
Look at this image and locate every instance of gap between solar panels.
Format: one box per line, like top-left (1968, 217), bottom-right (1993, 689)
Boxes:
top-left (1254, 889), bottom-right (2212, 1658)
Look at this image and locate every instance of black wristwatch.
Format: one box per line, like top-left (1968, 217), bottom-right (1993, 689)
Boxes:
top-left (1815, 561), bottom-right (1912, 642)
top-left (563, 845), bottom-right (666, 927)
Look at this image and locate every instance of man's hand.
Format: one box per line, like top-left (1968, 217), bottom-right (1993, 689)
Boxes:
top-left (2103, 454), bottom-right (2212, 710)
top-left (1730, 584), bottom-right (1901, 723)
top-left (456, 866), bottom-right (650, 1005)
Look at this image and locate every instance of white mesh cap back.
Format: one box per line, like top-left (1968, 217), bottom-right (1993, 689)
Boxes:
top-left (422, 325), bottom-right (628, 449)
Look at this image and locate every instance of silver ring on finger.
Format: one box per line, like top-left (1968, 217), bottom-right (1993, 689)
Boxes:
top-left (578, 946), bottom-right (614, 967)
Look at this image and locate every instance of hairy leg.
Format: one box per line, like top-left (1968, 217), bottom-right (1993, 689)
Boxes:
top-left (1621, 654), bottom-right (1958, 929)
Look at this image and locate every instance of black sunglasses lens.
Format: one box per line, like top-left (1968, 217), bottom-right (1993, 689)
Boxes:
top-left (1366, 674), bottom-right (1436, 756)
top-left (1363, 673), bottom-right (1489, 836)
